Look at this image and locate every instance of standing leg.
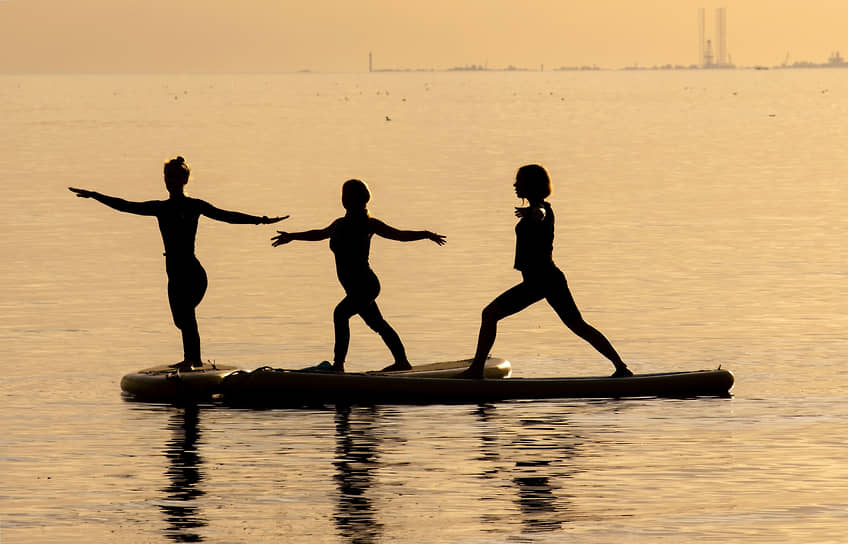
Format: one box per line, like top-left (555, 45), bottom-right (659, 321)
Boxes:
top-left (333, 296), bottom-right (359, 371)
top-left (545, 272), bottom-right (631, 376)
top-left (461, 282), bottom-right (542, 378)
top-left (334, 270), bottom-right (382, 372)
top-left (168, 261), bottom-right (208, 369)
top-left (359, 301), bottom-right (411, 371)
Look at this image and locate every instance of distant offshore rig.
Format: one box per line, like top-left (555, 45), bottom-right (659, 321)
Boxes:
top-left (364, 8), bottom-right (847, 72)
top-left (698, 7), bottom-right (732, 68)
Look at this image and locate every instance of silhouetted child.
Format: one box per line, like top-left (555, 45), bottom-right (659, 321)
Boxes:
top-left (70, 156), bottom-right (287, 370)
top-left (460, 164), bottom-right (632, 378)
top-left (271, 179), bottom-right (446, 372)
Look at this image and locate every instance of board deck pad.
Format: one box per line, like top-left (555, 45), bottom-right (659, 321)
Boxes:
top-left (135, 361), bottom-right (239, 375)
top-left (367, 357), bottom-right (512, 378)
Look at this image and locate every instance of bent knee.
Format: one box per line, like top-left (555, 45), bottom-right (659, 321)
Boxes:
top-left (172, 313), bottom-right (195, 331)
top-left (481, 302), bottom-right (504, 323)
top-left (334, 303), bottom-right (356, 321)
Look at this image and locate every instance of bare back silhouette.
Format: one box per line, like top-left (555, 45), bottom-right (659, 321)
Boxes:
top-left (70, 156), bottom-right (287, 370)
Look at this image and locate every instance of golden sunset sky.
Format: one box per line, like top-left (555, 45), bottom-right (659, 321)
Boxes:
top-left (1, 0), bottom-right (846, 72)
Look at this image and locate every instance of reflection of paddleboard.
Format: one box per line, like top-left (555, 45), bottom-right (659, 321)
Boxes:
top-left (120, 362), bottom-right (240, 402)
top-left (220, 366), bottom-right (735, 407)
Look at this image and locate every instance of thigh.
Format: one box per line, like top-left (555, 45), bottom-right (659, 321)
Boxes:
top-left (167, 276), bottom-right (191, 319)
top-left (340, 268), bottom-right (380, 301)
top-left (338, 271), bottom-right (380, 315)
top-left (188, 260), bottom-right (208, 306)
top-left (544, 269), bottom-right (583, 323)
top-left (486, 281), bottom-right (545, 320)
top-left (168, 259), bottom-right (207, 310)
top-left (334, 295), bottom-right (361, 321)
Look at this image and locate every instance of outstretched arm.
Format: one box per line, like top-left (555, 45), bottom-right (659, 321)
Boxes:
top-left (201, 201), bottom-right (288, 225)
top-left (370, 218), bottom-right (446, 245)
top-left (271, 220), bottom-right (338, 247)
top-left (69, 187), bottom-right (159, 216)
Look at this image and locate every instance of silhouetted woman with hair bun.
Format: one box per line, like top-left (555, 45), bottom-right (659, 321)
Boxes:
top-left (460, 164), bottom-right (632, 378)
top-left (272, 179), bottom-right (446, 373)
top-left (70, 156), bottom-right (288, 370)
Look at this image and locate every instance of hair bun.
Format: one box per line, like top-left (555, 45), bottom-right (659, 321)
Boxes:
top-left (164, 156), bottom-right (190, 182)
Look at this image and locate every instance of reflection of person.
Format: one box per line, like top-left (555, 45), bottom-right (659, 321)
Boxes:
top-left (159, 406), bottom-right (206, 542)
top-left (70, 156), bottom-right (287, 370)
top-left (474, 404), bottom-right (573, 533)
top-left (461, 164), bottom-right (632, 378)
top-left (271, 179), bottom-right (446, 373)
top-left (333, 406), bottom-right (383, 543)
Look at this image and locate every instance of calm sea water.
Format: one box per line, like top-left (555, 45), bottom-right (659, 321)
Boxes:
top-left (2, 70), bottom-right (847, 543)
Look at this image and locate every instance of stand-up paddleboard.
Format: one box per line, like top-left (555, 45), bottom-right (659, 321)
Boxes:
top-left (120, 357), bottom-right (511, 402)
top-left (120, 361), bottom-right (240, 402)
top-left (220, 364), bottom-right (734, 407)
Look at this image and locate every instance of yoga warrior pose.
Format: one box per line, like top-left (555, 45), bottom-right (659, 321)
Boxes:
top-left (271, 179), bottom-right (446, 373)
top-left (461, 164), bottom-right (632, 379)
top-left (70, 156), bottom-right (287, 370)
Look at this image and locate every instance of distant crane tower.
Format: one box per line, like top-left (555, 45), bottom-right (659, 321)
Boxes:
top-left (716, 7), bottom-right (727, 66)
top-left (369, 52), bottom-right (373, 73)
top-left (698, 7), bottom-right (729, 67)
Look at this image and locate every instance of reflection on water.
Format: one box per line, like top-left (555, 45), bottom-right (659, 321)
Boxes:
top-left (159, 405), bottom-right (207, 543)
top-left (475, 403), bottom-right (578, 534)
top-left (333, 406), bottom-right (383, 544)
top-left (513, 473), bottom-right (562, 533)
top-left (325, 403), bottom-right (585, 541)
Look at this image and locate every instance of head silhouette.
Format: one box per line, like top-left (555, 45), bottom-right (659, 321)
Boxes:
top-left (164, 156), bottom-right (190, 195)
top-left (515, 164), bottom-right (552, 202)
top-left (341, 179), bottom-right (371, 212)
